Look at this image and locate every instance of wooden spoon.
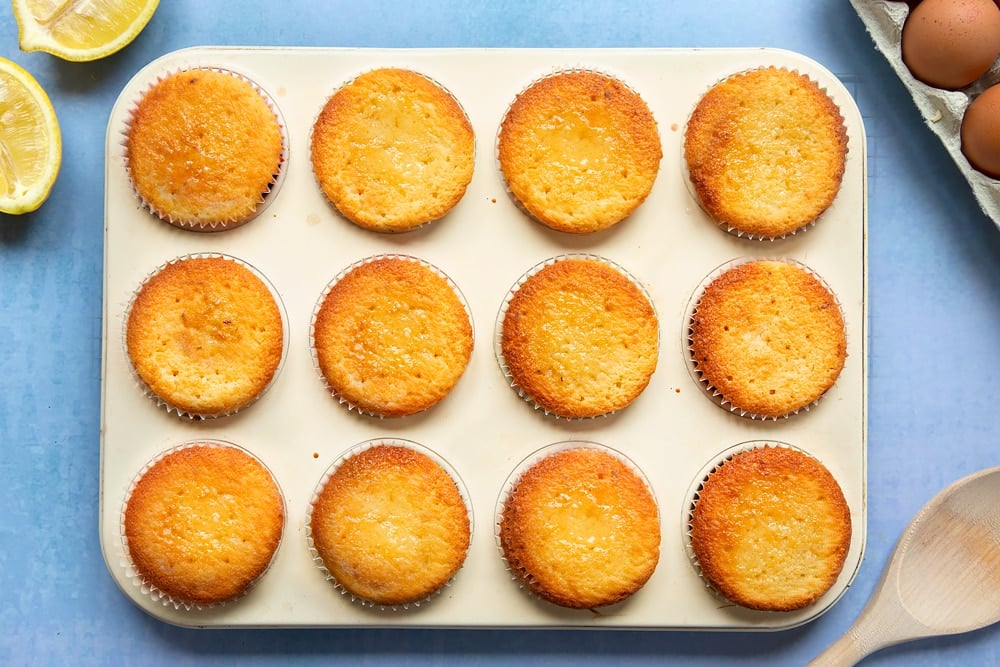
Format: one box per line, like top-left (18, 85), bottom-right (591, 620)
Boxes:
top-left (809, 466), bottom-right (1000, 666)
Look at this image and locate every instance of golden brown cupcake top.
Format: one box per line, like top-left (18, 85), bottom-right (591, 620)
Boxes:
top-left (684, 67), bottom-right (847, 239)
top-left (499, 447), bottom-right (661, 609)
top-left (500, 257), bottom-right (658, 418)
top-left (498, 70), bottom-right (662, 233)
top-left (123, 443), bottom-right (285, 606)
top-left (310, 68), bottom-right (475, 232)
top-left (312, 256), bottom-right (473, 417)
top-left (125, 69), bottom-right (283, 229)
top-left (688, 259), bottom-right (846, 418)
top-left (689, 445), bottom-right (852, 611)
top-left (125, 256), bottom-right (285, 417)
top-left (309, 444), bottom-right (471, 606)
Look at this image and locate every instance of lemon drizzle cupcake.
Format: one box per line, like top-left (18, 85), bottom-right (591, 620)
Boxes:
top-left (310, 254), bottom-right (474, 418)
top-left (685, 442), bottom-right (852, 612)
top-left (123, 253), bottom-right (287, 419)
top-left (683, 66), bottom-right (848, 240)
top-left (121, 440), bottom-right (286, 610)
top-left (497, 69), bottom-right (662, 234)
top-left (497, 442), bottom-right (661, 609)
top-left (310, 67), bottom-right (475, 233)
top-left (306, 439), bottom-right (473, 608)
top-left (685, 258), bottom-right (847, 420)
top-left (497, 254), bottom-right (659, 419)
top-left (123, 67), bottom-right (286, 231)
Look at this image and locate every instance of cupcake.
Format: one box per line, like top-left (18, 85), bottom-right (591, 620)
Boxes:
top-left (311, 255), bottom-right (473, 417)
top-left (124, 68), bottom-right (285, 230)
top-left (124, 254), bottom-right (285, 418)
top-left (683, 67), bottom-right (848, 239)
top-left (687, 259), bottom-right (846, 419)
top-left (498, 444), bottom-right (661, 609)
top-left (308, 441), bottom-right (472, 607)
top-left (310, 67), bottom-right (475, 232)
top-left (498, 69), bottom-right (662, 233)
top-left (688, 444), bottom-right (852, 612)
top-left (498, 255), bottom-right (658, 419)
top-left (122, 441), bottom-right (285, 608)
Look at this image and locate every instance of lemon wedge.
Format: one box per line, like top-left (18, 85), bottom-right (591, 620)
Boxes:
top-left (13, 0), bottom-right (160, 62)
top-left (0, 57), bottom-right (62, 215)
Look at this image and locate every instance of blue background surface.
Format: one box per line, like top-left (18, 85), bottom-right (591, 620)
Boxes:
top-left (1, 1), bottom-right (997, 665)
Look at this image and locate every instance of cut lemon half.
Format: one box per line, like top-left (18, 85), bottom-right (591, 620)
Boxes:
top-left (14, 0), bottom-right (160, 62)
top-left (0, 57), bottom-right (62, 215)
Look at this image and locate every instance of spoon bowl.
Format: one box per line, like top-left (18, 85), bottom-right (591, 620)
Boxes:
top-left (809, 466), bottom-right (1000, 666)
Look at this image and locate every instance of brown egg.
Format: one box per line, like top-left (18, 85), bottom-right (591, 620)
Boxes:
top-left (961, 83), bottom-right (1000, 178)
top-left (902, 0), bottom-right (1000, 90)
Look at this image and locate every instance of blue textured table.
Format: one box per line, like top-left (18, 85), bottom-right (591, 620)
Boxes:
top-left (1, 2), bottom-right (997, 665)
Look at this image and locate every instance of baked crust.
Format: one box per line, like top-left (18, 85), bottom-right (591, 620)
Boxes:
top-left (688, 260), bottom-right (846, 418)
top-left (501, 258), bottom-right (658, 418)
top-left (684, 67), bottom-right (847, 238)
top-left (125, 69), bottom-right (283, 228)
top-left (310, 68), bottom-right (475, 232)
top-left (499, 447), bottom-right (660, 609)
top-left (123, 444), bottom-right (285, 606)
top-left (309, 445), bottom-right (471, 605)
top-left (498, 70), bottom-right (662, 233)
top-left (312, 257), bottom-right (473, 417)
top-left (689, 446), bottom-right (852, 611)
top-left (125, 256), bottom-right (284, 416)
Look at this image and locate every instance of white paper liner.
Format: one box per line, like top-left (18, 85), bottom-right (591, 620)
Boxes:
top-left (494, 252), bottom-right (660, 420)
top-left (682, 440), bottom-right (846, 611)
top-left (118, 439), bottom-right (287, 611)
top-left (308, 67), bottom-right (475, 234)
top-left (120, 252), bottom-right (289, 420)
top-left (494, 440), bottom-right (660, 608)
top-left (850, 0), bottom-right (1000, 228)
top-left (308, 253), bottom-right (474, 418)
top-left (495, 67), bottom-right (661, 234)
top-left (680, 66), bottom-right (849, 241)
top-left (304, 437), bottom-right (474, 611)
top-left (682, 257), bottom-right (848, 421)
top-left (120, 65), bottom-right (289, 232)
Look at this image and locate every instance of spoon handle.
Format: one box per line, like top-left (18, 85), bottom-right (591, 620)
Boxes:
top-left (807, 563), bottom-right (918, 666)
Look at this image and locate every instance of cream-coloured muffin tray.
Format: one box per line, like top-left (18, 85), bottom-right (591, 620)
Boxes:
top-left (100, 47), bottom-right (867, 630)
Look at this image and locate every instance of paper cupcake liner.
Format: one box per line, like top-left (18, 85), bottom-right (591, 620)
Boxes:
top-left (121, 252), bottom-right (289, 420)
top-left (680, 66), bottom-right (849, 241)
top-left (118, 439), bottom-right (286, 611)
top-left (308, 253), bottom-right (474, 418)
top-left (495, 67), bottom-right (660, 234)
top-left (494, 440), bottom-right (660, 606)
top-left (682, 257), bottom-right (848, 421)
top-left (682, 440), bottom-right (848, 611)
top-left (494, 253), bottom-right (659, 420)
top-left (308, 67), bottom-right (475, 234)
top-left (121, 65), bottom-right (288, 232)
top-left (304, 437), bottom-right (474, 611)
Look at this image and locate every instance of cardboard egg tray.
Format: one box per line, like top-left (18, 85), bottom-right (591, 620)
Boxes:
top-left (851, 0), bottom-right (1000, 228)
top-left (100, 47), bottom-right (867, 630)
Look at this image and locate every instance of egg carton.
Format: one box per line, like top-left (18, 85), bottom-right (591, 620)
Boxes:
top-left (850, 0), bottom-right (1000, 228)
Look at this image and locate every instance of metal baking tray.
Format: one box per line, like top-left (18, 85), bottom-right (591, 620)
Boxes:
top-left (100, 46), bottom-right (867, 630)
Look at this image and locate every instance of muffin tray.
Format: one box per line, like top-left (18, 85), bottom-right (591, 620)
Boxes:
top-left (100, 46), bottom-right (867, 630)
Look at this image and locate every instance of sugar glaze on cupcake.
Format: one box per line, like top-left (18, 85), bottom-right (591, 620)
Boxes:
top-left (124, 67), bottom-right (285, 230)
top-left (498, 69), bottom-right (662, 233)
top-left (683, 66), bottom-right (847, 240)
